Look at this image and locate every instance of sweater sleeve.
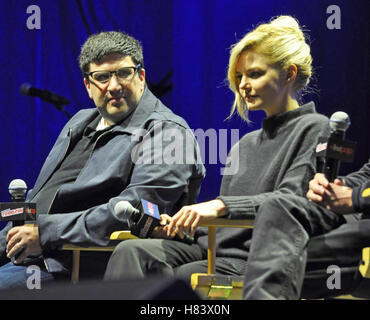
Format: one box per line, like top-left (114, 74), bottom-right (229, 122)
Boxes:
top-left (218, 115), bottom-right (329, 219)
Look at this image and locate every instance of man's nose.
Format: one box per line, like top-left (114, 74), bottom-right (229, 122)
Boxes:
top-left (107, 73), bottom-right (123, 92)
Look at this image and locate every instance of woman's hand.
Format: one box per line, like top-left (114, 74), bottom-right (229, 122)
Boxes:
top-left (150, 214), bottom-right (174, 239)
top-left (167, 199), bottom-right (227, 239)
top-left (306, 173), bottom-right (331, 203)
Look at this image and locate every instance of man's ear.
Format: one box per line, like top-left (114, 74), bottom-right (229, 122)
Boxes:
top-left (139, 68), bottom-right (146, 82)
top-left (138, 68), bottom-right (146, 91)
top-left (83, 77), bottom-right (93, 99)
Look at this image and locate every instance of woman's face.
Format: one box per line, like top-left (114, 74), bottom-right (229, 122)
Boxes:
top-left (235, 50), bottom-right (291, 117)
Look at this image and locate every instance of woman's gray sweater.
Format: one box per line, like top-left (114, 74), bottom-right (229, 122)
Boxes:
top-left (196, 102), bottom-right (330, 267)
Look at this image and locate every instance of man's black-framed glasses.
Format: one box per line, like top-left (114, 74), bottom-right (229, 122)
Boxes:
top-left (86, 64), bottom-right (141, 84)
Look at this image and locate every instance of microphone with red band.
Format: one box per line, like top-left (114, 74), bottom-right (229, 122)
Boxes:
top-left (1, 179), bottom-right (37, 262)
top-left (0, 179), bottom-right (37, 227)
top-left (316, 111), bottom-right (356, 181)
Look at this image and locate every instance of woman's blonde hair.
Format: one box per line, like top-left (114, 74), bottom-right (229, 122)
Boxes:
top-left (227, 15), bottom-right (313, 121)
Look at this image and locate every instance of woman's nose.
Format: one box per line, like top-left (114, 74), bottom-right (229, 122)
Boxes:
top-left (239, 75), bottom-right (251, 92)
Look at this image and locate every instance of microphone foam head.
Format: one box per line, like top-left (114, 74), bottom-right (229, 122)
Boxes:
top-left (8, 179), bottom-right (27, 198)
top-left (114, 201), bottom-right (137, 218)
top-left (329, 111), bottom-right (350, 132)
top-left (20, 83), bottom-right (31, 96)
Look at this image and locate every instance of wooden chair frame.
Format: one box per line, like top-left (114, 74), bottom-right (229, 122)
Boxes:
top-left (190, 218), bottom-right (254, 299)
top-left (61, 218), bottom-right (254, 284)
top-left (61, 230), bottom-right (138, 283)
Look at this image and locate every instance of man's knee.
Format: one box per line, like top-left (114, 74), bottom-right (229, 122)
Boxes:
top-left (110, 239), bottom-right (164, 261)
top-left (113, 239), bottom-right (143, 255)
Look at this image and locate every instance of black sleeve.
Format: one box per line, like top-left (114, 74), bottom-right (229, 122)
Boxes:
top-left (352, 180), bottom-right (370, 214)
top-left (343, 159), bottom-right (370, 188)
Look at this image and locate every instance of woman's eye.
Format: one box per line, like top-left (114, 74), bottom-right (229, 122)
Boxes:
top-left (249, 71), bottom-right (261, 78)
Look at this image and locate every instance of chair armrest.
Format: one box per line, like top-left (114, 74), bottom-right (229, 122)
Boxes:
top-left (360, 247), bottom-right (370, 278)
top-left (110, 230), bottom-right (138, 240)
top-left (199, 218), bottom-right (254, 228)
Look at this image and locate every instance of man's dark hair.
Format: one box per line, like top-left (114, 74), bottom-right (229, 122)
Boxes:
top-left (78, 31), bottom-right (144, 78)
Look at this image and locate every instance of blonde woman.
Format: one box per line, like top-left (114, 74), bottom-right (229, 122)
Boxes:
top-left (104, 16), bottom-right (332, 295)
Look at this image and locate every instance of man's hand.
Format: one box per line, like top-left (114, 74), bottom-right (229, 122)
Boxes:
top-left (323, 180), bottom-right (354, 214)
top-left (6, 224), bottom-right (42, 264)
top-left (167, 199), bottom-right (227, 239)
top-left (307, 173), bottom-right (353, 214)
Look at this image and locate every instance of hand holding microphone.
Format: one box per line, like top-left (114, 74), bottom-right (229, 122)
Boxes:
top-left (316, 111), bottom-right (356, 182)
top-left (311, 112), bottom-right (356, 213)
top-left (1, 179), bottom-right (40, 264)
top-left (307, 173), bottom-right (354, 214)
top-left (114, 199), bottom-right (194, 243)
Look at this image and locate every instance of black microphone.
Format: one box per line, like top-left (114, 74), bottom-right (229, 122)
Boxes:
top-left (20, 83), bottom-right (72, 118)
top-left (114, 200), bottom-right (194, 244)
top-left (316, 112), bottom-right (356, 181)
top-left (1, 180), bottom-right (37, 262)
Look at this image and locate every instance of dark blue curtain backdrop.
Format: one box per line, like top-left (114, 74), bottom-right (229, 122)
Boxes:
top-left (1, 0), bottom-right (370, 204)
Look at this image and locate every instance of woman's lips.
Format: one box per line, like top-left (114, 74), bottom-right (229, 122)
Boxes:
top-left (246, 95), bottom-right (258, 102)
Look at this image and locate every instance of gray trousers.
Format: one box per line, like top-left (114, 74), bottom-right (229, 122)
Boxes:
top-left (104, 194), bottom-right (370, 299)
top-left (243, 194), bottom-right (368, 299)
top-left (104, 238), bottom-right (243, 282)
top-left (104, 239), bottom-right (206, 280)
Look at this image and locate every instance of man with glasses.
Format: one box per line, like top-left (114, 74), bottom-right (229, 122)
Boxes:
top-left (0, 31), bottom-right (205, 289)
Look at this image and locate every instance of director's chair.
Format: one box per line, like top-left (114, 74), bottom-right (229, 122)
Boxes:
top-left (62, 230), bottom-right (138, 284)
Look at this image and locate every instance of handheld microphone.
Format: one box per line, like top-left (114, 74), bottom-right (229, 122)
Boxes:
top-left (0, 180), bottom-right (36, 226)
top-left (114, 200), bottom-right (161, 238)
top-left (1, 180), bottom-right (37, 262)
top-left (114, 200), bottom-right (194, 244)
top-left (316, 112), bottom-right (356, 181)
top-left (20, 83), bottom-right (72, 118)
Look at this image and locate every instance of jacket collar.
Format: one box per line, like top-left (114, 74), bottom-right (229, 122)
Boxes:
top-left (69, 86), bottom-right (157, 136)
top-left (117, 86), bottom-right (157, 132)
